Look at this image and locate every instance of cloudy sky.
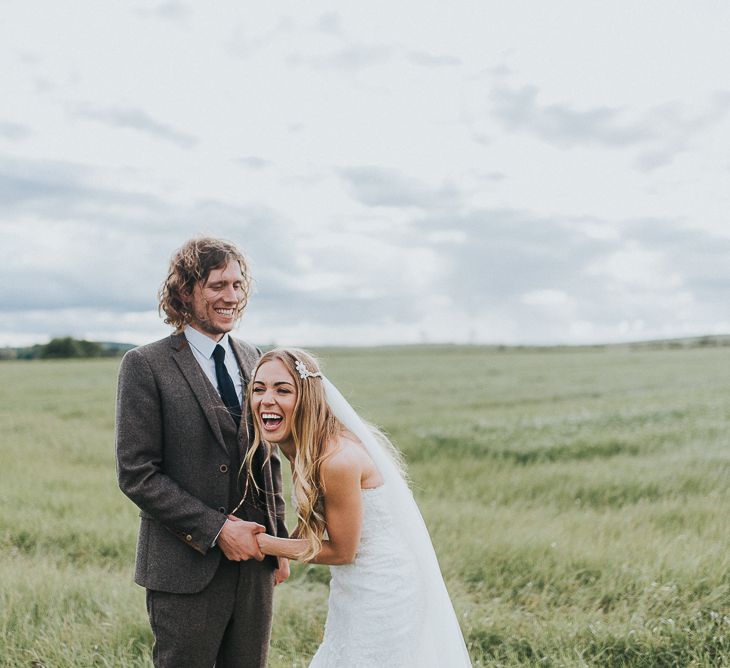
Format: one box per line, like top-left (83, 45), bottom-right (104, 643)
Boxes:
top-left (2, 1), bottom-right (730, 347)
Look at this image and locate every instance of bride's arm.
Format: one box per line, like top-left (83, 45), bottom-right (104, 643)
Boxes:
top-left (257, 450), bottom-right (363, 565)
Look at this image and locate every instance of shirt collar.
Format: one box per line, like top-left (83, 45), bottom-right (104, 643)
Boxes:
top-left (184, 325), bottom-right (231, 360)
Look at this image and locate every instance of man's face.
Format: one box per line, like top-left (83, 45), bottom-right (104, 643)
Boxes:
top-left (186, 259), bottom-right (245, 340)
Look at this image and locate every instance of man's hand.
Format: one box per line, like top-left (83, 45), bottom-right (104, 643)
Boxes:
top-left (217, 516), bottom-right (266, 561)
top-left (274, 557), bottom-right (290, 586)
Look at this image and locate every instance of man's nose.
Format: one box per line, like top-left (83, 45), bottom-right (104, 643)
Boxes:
top-left (222, 284), bottom-right (238, 302)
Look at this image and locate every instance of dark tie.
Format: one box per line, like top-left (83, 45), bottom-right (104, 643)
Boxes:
top-left (212, 344), bottom-right (241, 426)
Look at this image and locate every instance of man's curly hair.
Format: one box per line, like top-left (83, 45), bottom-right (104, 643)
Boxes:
top-left (158, 237), bottom-right (251, 331)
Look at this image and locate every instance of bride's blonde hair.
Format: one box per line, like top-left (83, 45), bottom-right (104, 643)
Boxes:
top-left (245, 347), bottom-right (408, 561)
top-left (244, 348), bottom-right (338, 561)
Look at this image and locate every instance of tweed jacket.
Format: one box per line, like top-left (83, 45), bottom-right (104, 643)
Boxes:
top-left (115, 333), bottom-right (287, 594)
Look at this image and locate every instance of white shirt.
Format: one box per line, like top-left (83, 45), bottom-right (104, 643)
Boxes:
top-left (184, 326), bottom-right (243, 404)
top-left (184, 325), bottom-right (244, 546)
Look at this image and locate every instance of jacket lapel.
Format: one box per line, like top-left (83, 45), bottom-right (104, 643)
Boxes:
top-left (170, 333), bottom-right (229, 454)
top-left (229, 338), bottom-right (254, 440)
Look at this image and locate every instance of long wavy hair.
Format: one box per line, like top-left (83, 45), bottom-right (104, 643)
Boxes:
top-left (245, 349), bottom-right (338, 561)
top-left (245, 348), bottom-right (408, 561)
top-left (158, 237), bottom-right (251, 331)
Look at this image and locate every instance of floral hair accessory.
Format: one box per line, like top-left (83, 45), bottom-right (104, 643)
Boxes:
top-left (295, 359), bottom-right (323, 380)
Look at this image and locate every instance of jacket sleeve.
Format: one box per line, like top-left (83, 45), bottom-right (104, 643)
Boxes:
top-left (115, 348), bottom-right (226, 554)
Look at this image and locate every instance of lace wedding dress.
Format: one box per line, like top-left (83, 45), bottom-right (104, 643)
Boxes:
top-left (309, 485), bottom-right (424, 667)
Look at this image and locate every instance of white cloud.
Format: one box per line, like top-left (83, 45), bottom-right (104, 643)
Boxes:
top-left (0, 120), bottom-right (30, 140)
top-left (1, 1), bottom-right (730, 347)
top-left (485, 80), bottom-right (730, 172)
top-left (521, 289), bottom-right (572, 307)
top-left (406, 51), bottom-right (461, 68)
top-left (75, 106), bottom-right (198, 148)
top-left (287, 43), bottom-right (394, 72)
top-left (585, 241), bottom-right (683, 291)
top-left (338, 166), bottom-right (462, 209)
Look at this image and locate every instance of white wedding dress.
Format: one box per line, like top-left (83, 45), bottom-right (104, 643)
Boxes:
top-left (304, 378), bottom-right (471, 667)
top-left (309, 485), bottom-right (425, 667)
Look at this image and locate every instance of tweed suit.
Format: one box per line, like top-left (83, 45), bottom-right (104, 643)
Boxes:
top-left (115, 332), bottom-right (287, 666)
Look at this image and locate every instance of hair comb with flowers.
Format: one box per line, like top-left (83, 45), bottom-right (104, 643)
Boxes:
top-left (295, 359), bottom-right (323, 380)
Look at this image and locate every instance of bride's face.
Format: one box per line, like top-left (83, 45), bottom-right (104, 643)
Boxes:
top-left (251, 359), bottom-right (298, 446)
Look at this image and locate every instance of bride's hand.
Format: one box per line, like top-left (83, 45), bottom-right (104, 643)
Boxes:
top-left (256, 531), bottom-right (271, 553)
top-left (274, 557), bottom-right (290, 585)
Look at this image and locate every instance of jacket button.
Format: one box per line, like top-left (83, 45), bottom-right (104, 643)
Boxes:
top-left (218, 507), bottom-right (226, 513)
top-left (185, 534), bottom-right (192, 542)
top-left (219, 464), bottom-right (229, 473)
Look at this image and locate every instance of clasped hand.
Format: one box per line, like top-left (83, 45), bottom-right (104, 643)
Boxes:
top-left (217, 515), bottom-right (266, 561)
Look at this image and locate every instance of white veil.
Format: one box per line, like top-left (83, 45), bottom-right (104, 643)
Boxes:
top-left (323, 377), bottom-right (472, 667)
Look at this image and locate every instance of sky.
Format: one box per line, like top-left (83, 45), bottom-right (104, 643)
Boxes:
top-left (1, 1), bottom-right (730, 347)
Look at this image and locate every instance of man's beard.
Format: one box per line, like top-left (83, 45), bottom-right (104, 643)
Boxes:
top-left (191, 301), bottom-right (240, 336)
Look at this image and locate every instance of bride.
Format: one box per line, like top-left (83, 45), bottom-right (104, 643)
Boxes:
top-left (243, 348), bottom-right (471, 667)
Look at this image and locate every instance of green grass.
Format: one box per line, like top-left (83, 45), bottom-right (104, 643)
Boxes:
top-left (1, 347), bottom-right (729, 667)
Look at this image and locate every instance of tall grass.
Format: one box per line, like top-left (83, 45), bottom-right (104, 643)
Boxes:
top-left (1, 347), bottom-right (729, 666)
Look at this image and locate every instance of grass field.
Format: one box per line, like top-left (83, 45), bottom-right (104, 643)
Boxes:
top-left (1, 345), bottom-right (729, 667)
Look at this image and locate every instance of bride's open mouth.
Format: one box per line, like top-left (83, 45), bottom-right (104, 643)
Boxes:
top-left (260, 412), bottom-right (283, 431)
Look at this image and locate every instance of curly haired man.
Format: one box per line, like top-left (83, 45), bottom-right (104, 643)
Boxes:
top-left (115, 237), bottom-right (288, 667)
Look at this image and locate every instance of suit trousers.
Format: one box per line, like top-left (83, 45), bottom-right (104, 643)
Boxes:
top-left (146, 556), bottom-right (274, 668)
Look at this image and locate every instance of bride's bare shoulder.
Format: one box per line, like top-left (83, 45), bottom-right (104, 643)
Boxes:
top-left (320, 434), bottom-right (366, 480)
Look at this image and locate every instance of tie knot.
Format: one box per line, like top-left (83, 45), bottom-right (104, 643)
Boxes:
top-left (213, 344), bottom-right (226, 364)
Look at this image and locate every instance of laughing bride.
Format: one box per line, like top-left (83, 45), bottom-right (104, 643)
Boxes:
top-left (238, 348), bottom-right (471, 667)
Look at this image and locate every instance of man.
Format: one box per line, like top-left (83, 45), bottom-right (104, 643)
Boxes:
top-left (116, 237), bottom-right (288, 667)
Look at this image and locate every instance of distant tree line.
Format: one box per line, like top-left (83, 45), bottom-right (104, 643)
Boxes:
top-left (0, 337), bottom-right (134, 360)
